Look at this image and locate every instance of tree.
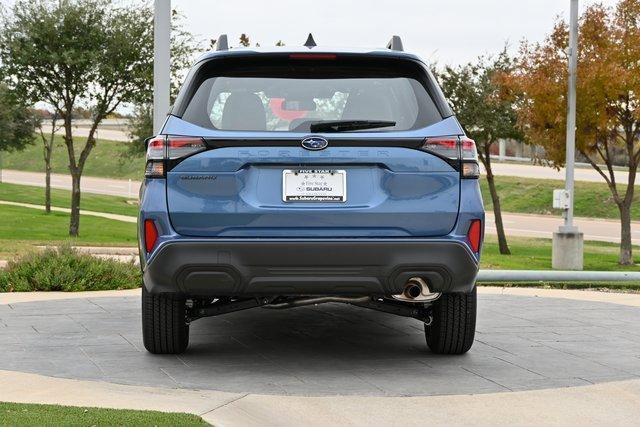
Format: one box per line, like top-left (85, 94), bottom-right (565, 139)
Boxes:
top-left (35, 112), bottom-right (60, 213)
top-left (126, 9), bottom-right (198, 155)
top-left (0, 0), bottom-right (153, 237)
top-left (437, 51), bottom-right (523, 255)
top-left (239, 33), bottom-right (250, 47)
top-left (0, 83), bottom-right (36, 154)
top-left (507, 0), bottom-right (640, 265)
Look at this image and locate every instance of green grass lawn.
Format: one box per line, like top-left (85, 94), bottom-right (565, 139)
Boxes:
top-left (0, 205), bottom-right (136, 257)
top-left (481, 234), bottom-right (640, 271)
top-left (481, 175), bottom-right (639, 221)
top-left (0, 402), bottom-right (208, 426)
top-left (1, 136), bottom-right (144, 180)
top-left (0, 183), bottom-right (138, 217)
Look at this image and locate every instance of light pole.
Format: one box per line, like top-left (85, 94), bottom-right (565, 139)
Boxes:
top-left (552, 0), bottom-right (584, 270)
top-left (153, 0), bottom-right (171, 135)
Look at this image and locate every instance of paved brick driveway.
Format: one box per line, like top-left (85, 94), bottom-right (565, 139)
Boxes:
top-left (1, 292), bottom-right (639, 396)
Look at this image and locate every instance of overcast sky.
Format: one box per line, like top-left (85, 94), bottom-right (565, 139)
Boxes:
top-left (173, 0), bottom-right (620, 66)
top-left (0, 0), bottom-right (621, 65)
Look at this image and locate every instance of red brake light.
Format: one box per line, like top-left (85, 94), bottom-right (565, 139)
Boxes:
top-left (144, 219), bottom-right (158, 253)
top-left (467, 219), bottom-right (482, 253)
top-left (289, 53), bottom-right (337, 60)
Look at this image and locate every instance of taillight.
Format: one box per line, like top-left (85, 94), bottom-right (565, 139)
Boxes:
top-left (421, 137), bottom-right (459, 160)
top-left (145, 136), bottom-right (206, 178)
top-left (467, 219), bottom-right (482, 253)
top-left (460, 137), bottom-right (480, 179)
top-left (167, 137), bottom-right (207, 159)
top-left (145, 136), bottom-right (165, 178)
top-left (420, 136), bottom-right (480, 179)
top-left (144, 219), bottom-right (158, 253)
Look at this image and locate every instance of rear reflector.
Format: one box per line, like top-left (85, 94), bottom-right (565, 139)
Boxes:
top-left (467, 219), bottom-right (482, 253)
top-left (144, 219), bottom-right (158, 253)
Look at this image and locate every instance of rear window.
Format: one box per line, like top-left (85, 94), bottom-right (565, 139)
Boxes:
top-left (179, 57), bottom-right (443, 133)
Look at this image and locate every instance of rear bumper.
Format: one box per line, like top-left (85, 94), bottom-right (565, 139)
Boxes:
top-left (143, 239), bottom-right (479, 297)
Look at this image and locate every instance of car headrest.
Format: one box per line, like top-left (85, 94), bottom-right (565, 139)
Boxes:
top-left (220, 92), bottom-right (267, 131)
top-left (341, 91), bottom-right (394, 122)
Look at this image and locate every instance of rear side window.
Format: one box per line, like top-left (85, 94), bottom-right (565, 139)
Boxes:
top-left (179, 57), bottom-right (443, 133)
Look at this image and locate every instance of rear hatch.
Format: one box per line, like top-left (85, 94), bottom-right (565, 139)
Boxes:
top-left (162, 52), bottom-right (463, 238)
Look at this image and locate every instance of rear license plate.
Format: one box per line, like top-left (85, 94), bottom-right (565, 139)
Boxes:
top-left (282, 169), bottom-right (346, 202)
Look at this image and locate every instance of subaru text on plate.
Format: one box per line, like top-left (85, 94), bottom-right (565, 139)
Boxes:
top-left (139, 35), bottom-right (484, 355)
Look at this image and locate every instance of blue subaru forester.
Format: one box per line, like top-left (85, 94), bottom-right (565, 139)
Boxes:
top-left (139, 35), bottom-right (484, 355)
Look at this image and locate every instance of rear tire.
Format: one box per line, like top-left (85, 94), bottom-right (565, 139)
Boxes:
top-left (142, 285), bottom-right (189, 354)
top-left (425, 286), bottom-right (476, 354)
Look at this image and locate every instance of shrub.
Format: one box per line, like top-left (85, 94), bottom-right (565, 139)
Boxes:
top-left (0, 246), bottom-right (141, 292)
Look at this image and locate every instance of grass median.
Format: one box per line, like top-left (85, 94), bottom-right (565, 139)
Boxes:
top-left (0, 204), bottom-right (136, 258)
top-left (481, 235), bottom-right (640, 291)
top-left (1, 136), bottom-right (143, 180)
top-left (0, 402), bottom-right (208, 426)
top-left (481, 175), bottom-right (639, 221)
top-left (481, 235), bottom-right (640, 271)
top-left (0, 182), bottom-right (138, 217)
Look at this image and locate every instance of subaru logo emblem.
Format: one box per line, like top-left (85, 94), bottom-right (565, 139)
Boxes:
top-left (301, 136), bottom-right (328, 151)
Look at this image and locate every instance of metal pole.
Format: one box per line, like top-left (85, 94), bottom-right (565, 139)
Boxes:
top-left (153, 0), bottom-right (171, 135)
top-left (562, 0), bottom-right (579, 232)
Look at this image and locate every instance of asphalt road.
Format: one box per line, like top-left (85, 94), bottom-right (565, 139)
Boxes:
top-left (2, 168), bottom-right (638, 245)
top-left (1, 169), bottom-right (140, 198)
top-left (484, 161), bottom-right (638, 185)
top-left (486, 212), bottom-right (640, 246)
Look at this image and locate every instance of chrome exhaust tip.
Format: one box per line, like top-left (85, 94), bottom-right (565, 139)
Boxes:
top-left (392, 277), bottom-right (441, 303)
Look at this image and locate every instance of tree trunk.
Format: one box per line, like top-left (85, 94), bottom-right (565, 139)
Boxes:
top-left (69, 170), bottom-right (81, 237)
top-left (486, 171), bottom-right (511, 255)
top-left (44, 164), bottom-right (51, 213)
top-left (44, 143), bottom-right (52, 213)
top-left (618, 202), bottom-right (633, 265)
top-left (480, 144), bottom-right (511, 255)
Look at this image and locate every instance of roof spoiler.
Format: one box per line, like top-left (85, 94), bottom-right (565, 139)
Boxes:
top-left (386, 35), bottom-right (404, 52)
top-left (216, 34), bottom-right (229, 51)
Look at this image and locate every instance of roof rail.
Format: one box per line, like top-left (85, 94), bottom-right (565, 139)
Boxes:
top-left (303, 33), bottom-right (317, 48)
top-left (216, 34), bottom-right (229, 51)
top-left (386, 35), bottom-right (404, 52)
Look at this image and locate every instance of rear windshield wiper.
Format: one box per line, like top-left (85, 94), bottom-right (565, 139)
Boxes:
top-left (309, 120), bottom-right (396, 133)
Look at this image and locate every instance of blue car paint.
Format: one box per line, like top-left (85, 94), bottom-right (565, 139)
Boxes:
top-left (166, 146), bottom-right (458, 238)
top-left (139, 49), bottom-right (484, 272)
top-left (139, 172), bottom-right (484, 268)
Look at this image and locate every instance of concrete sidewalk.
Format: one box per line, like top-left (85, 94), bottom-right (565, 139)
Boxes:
top-left (1, 169), bottom-right (140, 198)
top-left (1, 371), bottom-right (638, 426)
top-left (0, 200), bottom-right (136, 223)
top-left (488, 211), bottom-right (640, 245)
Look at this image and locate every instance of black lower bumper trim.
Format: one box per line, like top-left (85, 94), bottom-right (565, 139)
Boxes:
top-left (143, 239), bottom-right (479, 297)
